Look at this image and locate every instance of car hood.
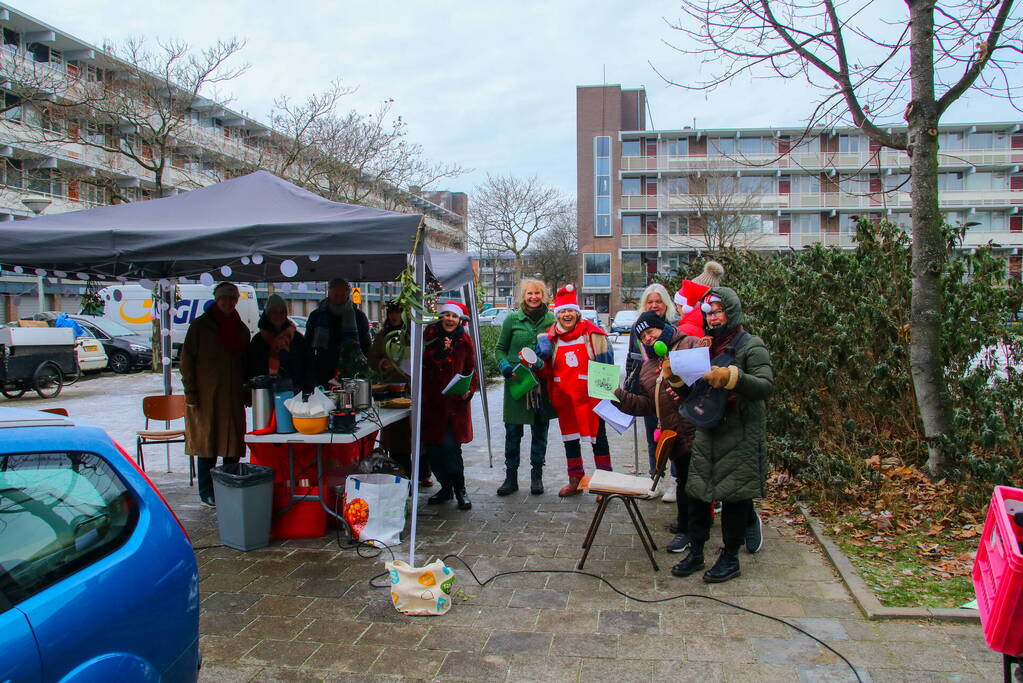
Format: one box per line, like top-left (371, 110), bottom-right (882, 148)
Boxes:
top-left (116, 335), bottom-right (154, 348)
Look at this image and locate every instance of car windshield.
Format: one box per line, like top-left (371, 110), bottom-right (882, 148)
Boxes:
top-left (82, 317), bottom-right (135, 337)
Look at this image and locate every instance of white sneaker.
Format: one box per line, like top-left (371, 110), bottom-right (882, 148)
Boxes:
top-left (661, 477), bottom-right (677, 503)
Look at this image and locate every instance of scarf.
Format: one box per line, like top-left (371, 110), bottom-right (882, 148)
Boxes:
top-left (709, 325), bottom-right (743, 359)
top-left (211, 306), bottom-right (247, 355)
top-left (258, 316), bottom-right (296, 375)
top-left (521, 302), bottom-right (548, 323)
top-left (425, 321), bottom-right (464, 356)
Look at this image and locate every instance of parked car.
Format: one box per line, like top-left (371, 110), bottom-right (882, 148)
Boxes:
top-left (70, 314), bottom-right (153, 374)
top-left (610, 310), bottom-right (640, 334)
top-left (477, 307), bottom-right (510, 327)
top-left (74, 331), bottom-right (109, 373)
top-left (0, 407), bottom-right (200, 682)
top-left (582, 309), bottom-right (604, 331)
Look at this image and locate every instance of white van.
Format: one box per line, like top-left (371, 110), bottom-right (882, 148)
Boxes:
top-left (97, 284), bottom-right (259, 356)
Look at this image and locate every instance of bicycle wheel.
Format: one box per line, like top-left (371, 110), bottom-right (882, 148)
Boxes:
top-left (1, 386), bottom-right (26, 399)
top-left (33, 362), bottom-right (63, 399)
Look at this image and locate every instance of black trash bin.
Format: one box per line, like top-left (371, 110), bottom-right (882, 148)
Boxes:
top-left (211, 463), bottom-right (274, 551)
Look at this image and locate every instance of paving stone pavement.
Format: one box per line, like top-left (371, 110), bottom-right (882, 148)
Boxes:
top-left (5, 360), bottom-right (1000, 682)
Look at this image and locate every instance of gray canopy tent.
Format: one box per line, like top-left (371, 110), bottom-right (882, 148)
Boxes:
top-left (1, 170), bottom-right (484, 564)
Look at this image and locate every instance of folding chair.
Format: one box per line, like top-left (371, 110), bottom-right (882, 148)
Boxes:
top-left (578, 430), bottom-right (676, 572)
top-left (136, 394), bottom-right (193, 485)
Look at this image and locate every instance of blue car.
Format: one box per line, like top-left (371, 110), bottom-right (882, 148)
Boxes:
top-left (0, 408), bottom-right (200, 682)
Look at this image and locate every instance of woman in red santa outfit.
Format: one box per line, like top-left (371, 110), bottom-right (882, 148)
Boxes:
top-left (421, 300), bottom-right (477, 510)
top-left (536, 284), bottom-right (614, 496)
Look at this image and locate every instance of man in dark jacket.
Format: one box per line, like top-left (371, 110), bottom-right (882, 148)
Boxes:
top-left (670, 287), bottom-right (774, 583)
top-left (307, 278), bottom-right (372, 386)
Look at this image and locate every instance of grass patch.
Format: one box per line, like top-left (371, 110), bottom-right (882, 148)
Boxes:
top-left (818, 512), bottom-right (976, 608)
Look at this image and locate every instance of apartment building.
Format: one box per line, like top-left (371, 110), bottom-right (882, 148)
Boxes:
top-left (577, 84), bottom-right (1023, 315)
top-left (0, 4), bottom-right (467, 321)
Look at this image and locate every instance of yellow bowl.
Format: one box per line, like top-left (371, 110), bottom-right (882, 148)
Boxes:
top-left (292, 416), bottom-right (328, 435)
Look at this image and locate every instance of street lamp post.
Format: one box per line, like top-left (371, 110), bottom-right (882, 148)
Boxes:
top-left (21, 196), bottom-right (52, 314)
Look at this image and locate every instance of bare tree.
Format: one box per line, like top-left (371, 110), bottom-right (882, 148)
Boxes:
top-left (526, 204), bottom-right (579, 291)
top-left (675, 173), bottom-right (773, 252)
top-left (662, 0), bottom-right (1022, 478)
top-left (61, 36), bottom-right (248, 198)
top-left (260, 90), bottom-right (466, 209)
top-left (472, 174), bottom-right (572, 282)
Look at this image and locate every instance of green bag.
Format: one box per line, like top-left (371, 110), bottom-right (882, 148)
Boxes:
top-left (506, 363), bottom-right (539, 399)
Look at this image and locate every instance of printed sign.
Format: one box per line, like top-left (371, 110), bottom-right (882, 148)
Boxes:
top-left (587, 361), bottom-right (620, 401)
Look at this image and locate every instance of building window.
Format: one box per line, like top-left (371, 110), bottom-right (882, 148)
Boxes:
top-left (937, 171), bottom-right (964, 192)
top-left (791, 175), bottom-right (820, 194)
top-left (968, 132), bottom-right (993, 150)
top-left (739, 175), bottom-right (772, 194)
top-left (594, 136), bottom-right (612, 237)
top-left (839, 135), bottom-right (863, 153)
top-left (666, 177), bottom-right (689, 195)
top-left (938, 131), bottom-right (964, 152)
top-left (622, 178), bottom-right (641, 196)
top-left (583, 253), bottom-right (611, 288)
top-left (883, 173), bottom-right (910, 192)
top-left (793, 213), bottom-right (821, 233)
top-left (708, 137), bottom-right (736, 156)
top-left (621, 253), bottom-right (645, 290)
top-left (662, 138), bottom-right (688, 156)
top-left (738, 137), bottom-right (767, 155)
top-left (665, 215), bottom-right (689, 235)
top-left (622, 140), bottom-right (641, 157)
top-left (622, 215), bottom-right (642, 235)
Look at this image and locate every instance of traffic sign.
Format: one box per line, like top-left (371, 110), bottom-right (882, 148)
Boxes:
top-left (351, 286), bottom-right (362, 304)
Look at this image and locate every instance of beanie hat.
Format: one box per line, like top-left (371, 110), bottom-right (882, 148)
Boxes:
top-left (634, 310), bottom-right (667, 336)
top-left (553, 284), bottom-right (581, 313)
top-left (438, 300), bottom-right (468, 318)
top-left (265, 294), bottom-right (287, 312)
top-left (673, 261), bottom-right (725, 313)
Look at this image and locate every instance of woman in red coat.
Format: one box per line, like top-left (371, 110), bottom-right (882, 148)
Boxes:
top-left (421, 301), bottom-right (478, 510)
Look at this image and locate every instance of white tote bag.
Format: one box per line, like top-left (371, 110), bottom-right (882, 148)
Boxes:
top-left (342, 473), bottom-right (408, 546)
top-left (384, 559), bottom-right (455, 616)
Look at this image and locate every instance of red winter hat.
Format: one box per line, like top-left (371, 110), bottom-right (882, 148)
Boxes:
top-left (553, 284), bottom-right (580, 313)
top-left (437, 300), bottom-right (468, 318)
top-left (673, 261), bottom-right (724, 313)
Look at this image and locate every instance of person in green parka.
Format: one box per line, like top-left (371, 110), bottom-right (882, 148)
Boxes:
top-left (669, 286), bottom-right (774, 583)
top-left (495, 278), bottom-right (556, 496)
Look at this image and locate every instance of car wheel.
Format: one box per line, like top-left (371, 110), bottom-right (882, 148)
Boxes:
top-left (109, 351), bottom-right (131, 374)
top-left (33, 362), bottom-right (63, 399)
top-left (1, 386), bottom-right (26, 399)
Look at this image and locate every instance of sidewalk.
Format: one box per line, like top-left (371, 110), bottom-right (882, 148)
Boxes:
top-left (18, 370), bottom-right (997, 681)
top-left (160, 381), bottom-right (995, 683)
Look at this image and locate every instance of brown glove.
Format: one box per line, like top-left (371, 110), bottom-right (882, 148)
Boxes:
top-left (704, 365), bottom-right (740, 390)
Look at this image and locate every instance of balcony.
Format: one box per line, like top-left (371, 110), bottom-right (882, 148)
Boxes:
top-left (620, 189), bottom-right (1023, 213)
top-left (619, 231), bottom-right (858, 251)
top-left (620, 147), bottom-right (1023, 173)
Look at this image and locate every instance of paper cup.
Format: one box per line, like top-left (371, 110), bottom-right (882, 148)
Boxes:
top-left (518, 347), bottom-right (538, 367)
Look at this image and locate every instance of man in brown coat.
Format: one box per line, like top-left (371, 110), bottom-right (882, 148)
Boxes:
top-left (181, 282), bottom-right (250, 507)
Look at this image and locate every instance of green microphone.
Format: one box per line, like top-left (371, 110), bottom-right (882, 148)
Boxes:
top-left (653, 340), bottom-right (668, 358)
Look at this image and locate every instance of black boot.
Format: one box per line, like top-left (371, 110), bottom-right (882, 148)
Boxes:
top-left (530, 467), bottom-right (544, 495)
top-left (497, 470), bottom-right (518, 496)
top-left (455, 488), bottom-right (472, 511)
top-left (670, 544), bottom-right (705, 577)
top-left (703, 549), bottom-right (741, 583)
top-left (428, 486), bottom-right (454, 504)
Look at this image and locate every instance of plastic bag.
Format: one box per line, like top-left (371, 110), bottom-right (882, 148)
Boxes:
top-left (384, 559), bottom-right (455, 616)
top-left (343, 473), bottom-right (408, 546)
top-left (284, 387), bottom-right (335, 418)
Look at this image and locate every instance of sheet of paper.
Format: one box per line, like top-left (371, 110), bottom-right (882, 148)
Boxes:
top-left (587, 361), bottom-right (620, 400)
top-left (594, 399), bottom-right (635, 435)
top-left (668, 346), bottom-right (711, 386)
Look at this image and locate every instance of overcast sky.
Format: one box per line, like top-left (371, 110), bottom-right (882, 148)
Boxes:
top-left (22, 0), bottom-right (1023, 198)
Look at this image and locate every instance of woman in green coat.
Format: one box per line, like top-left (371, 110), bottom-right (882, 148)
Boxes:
top-left (669, 286), bottom-right (774, 584)
top-left (495, 278), bottom-right (556, 496)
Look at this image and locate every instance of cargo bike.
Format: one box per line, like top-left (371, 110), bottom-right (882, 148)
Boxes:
top-left (0, 326), bottom-right (81, 399)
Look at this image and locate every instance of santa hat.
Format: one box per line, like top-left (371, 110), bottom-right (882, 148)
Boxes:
top-left (437, 300), bottom-right (468, 318)
top-left (673, 261), bottom-right (724, 313)
top-left (553, 284), bottom-right (580, 313)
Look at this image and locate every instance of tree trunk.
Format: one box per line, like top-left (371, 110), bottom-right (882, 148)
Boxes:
top-left (907, 1), bottom-right (952, 478)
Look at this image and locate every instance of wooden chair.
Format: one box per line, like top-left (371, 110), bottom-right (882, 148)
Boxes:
top-left (136, 394), bottom-right (192, 485)
top-left (578, 430), bottom-right (677, 573)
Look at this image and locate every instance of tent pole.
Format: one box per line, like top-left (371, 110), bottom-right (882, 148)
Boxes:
top-left (407, 243), bottom-right (427, 567)
top-left (464, 281), bottom-right (492, 468)
top-left (161, 286), bottom-right (173, 396)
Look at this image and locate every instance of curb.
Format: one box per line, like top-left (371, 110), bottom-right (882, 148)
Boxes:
top-left (799, 504), bottom-right (980, 622)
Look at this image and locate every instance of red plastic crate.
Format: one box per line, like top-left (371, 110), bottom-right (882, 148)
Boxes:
top-left (972, 485), bottom-right (1023, 656)
top-left (271, 484), bottom-right (327, 540)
